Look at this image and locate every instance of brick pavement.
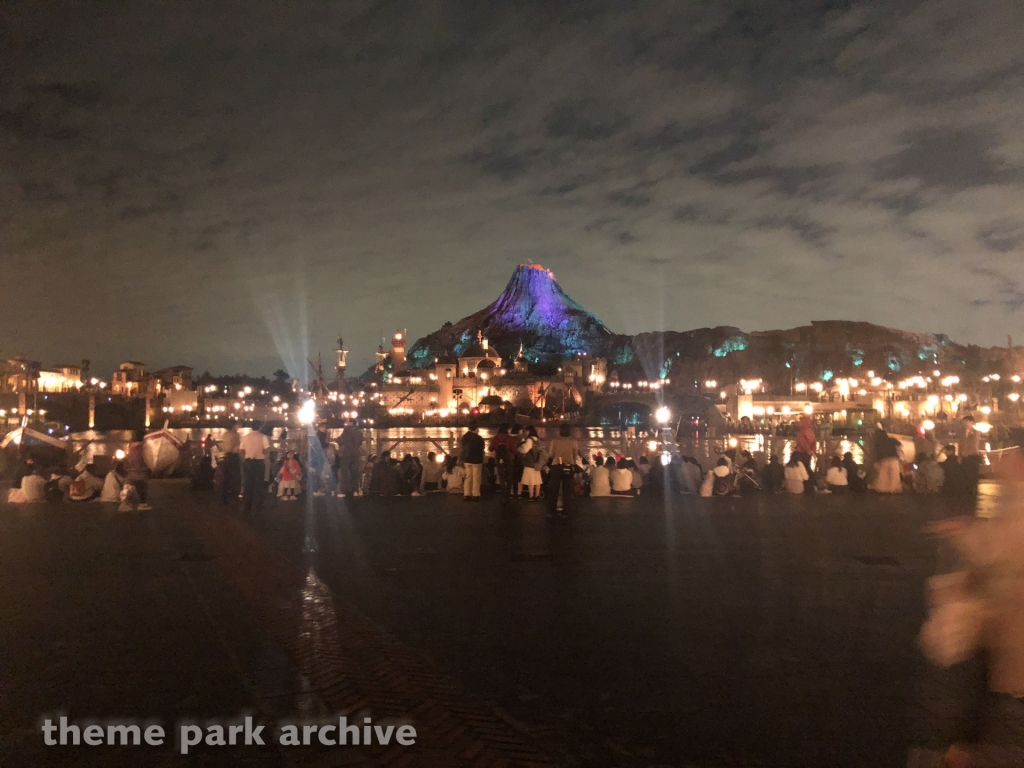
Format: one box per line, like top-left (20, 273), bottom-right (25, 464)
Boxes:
top-left (176, 496), bottom-right (559, 767)
top-left (0, 487), bottom-right (560, 767)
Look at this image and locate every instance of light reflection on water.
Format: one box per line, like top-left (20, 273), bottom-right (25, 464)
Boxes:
top-left (70, 426), bottom-right (865, 467)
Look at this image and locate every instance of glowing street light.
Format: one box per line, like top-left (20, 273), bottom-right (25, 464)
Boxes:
top-left (298, 399), bottom-right (317, 425)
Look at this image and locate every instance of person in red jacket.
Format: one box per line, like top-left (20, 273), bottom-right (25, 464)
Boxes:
top-left (488, 424), bottom-right (517, 501)
top-left (792, 415), bottom-right (817, 494)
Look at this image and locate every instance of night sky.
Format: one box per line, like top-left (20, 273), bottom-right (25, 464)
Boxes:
top-left (2, 1), bottom-right (1023, 377)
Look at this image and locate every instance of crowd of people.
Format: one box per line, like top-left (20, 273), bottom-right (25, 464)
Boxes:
top-left (2, 413), bottom-right (990, 512)
top-left (4, 429), bottom-right (153, 511)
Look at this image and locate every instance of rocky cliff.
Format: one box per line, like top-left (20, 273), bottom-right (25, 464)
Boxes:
top-left (403, 263), bottom-right (612, 368)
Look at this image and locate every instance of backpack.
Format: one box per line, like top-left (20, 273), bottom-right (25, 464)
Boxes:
top-left (69, 478), bottom-right (89, 499)
top-left (712, 472), bottom-right (735, 497)
top-left (520, 438), bottom-right (540, 469)
top-left (45, 479), bottom-right (64, 502)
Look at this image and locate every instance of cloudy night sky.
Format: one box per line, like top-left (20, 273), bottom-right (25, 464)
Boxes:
top-left (2, 0), bottom-right (1023, 377)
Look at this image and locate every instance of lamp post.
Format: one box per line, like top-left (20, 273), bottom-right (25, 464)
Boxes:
top-left (297, 399), bottom-right (318, 553)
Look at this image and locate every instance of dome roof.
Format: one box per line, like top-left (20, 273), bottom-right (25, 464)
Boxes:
top-left (460, 343), bottom-right (502, 360)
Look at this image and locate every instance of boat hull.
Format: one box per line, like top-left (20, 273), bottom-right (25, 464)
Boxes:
top-left (143, 430), bottom-right (183, 476)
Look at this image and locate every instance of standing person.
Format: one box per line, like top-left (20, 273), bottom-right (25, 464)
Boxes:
top-left (488, 424), bottom-right (517, 501)
top-left (337, 421), bottom-right (363, 497)
top-left (918, 507), bottom-right (1024, 762)
top-left (959, 415), bottom-right (983, 495)
top-left (460, 422), bottom-right (485, 501)
top-left (547, 424), bottom-right (579, 516)
top-left (869, 424), bottom-right (903, 494)
top-left (126, 430), bottom-right (152, 510)
top-left (219, 421), bottom-right (241, 505)
top-left (239, 423), bottom-right (271, 515)
top-left (276, 450), bottom-right (303, 501)
top-left (793, 415), bottom-right (817, 494)
top-left (517, 426), bottom-right (543, 500)
top-left (322, 442), bottom-right (338, 497)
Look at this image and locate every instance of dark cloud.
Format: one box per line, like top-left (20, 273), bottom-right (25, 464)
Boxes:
top-left (672, 205), bottom-right (732, 225)
top-left (545, 99), bottom-right (623, 142)
top-left (717, 163), bottom-right (841, 198)
top-left (978, 221), bottom-right (1024, 253)
top-left (756, 215), bottom-right (837, 249)
top-left (608, 182), bottom-right (655, 208)
top-left (1, 0), bottom-right (1022, 373)
top-left (876, 128), bottom-right (1024, 190)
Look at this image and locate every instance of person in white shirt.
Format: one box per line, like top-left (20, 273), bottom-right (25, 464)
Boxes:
top-left (825, 455), bottom-right (848, 493)
top-left (784, 457), bottom-right (809, 494)
top-left (517, 427), bottom-right (543, 500)
top-left (100, 463), bottom-right (126, 502)
top-left (589, 456), bottom-right (611, 496)
top-left (442, 456), bottom-right (465, 494)
top-left (610, 458), bottom-right (635, 497)
top-left (21, 468), bottom-right (47, 502)
top-left (239, 424), bottom-right (271, 514)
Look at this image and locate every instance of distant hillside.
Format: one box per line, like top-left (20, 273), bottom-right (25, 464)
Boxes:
top-left (366, 265), bottom-right (1015, 384)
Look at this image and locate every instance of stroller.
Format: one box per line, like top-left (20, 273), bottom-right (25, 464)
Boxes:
top-left (736, 465), bottom-right (763, 494)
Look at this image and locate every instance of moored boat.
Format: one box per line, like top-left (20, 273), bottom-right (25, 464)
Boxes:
top-left (142, 422), bottom-right (183, 476)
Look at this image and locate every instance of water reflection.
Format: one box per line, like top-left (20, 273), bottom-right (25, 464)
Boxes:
top-left (69, 426), bottom-right (865, 466)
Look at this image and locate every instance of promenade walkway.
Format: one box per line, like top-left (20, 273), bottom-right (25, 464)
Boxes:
top-left (2, 481), bottom-right (1009, 766)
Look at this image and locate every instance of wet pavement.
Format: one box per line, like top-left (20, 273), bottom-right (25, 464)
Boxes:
top-left (1, 481), bottom-right (1011, 767)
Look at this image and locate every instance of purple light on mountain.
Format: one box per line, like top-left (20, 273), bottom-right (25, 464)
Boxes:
top-left (486, 263), bottom-right (601, 331)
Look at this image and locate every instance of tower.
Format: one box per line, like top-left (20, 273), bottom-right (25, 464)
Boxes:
top-left (391, 329), bottom-right (407, 371)
top-left (513, 343), bottom-right (528, 373)
top-left (375, 333), bottom-right (388, 373)
top-left (335, 332), bottom-right (348, 384)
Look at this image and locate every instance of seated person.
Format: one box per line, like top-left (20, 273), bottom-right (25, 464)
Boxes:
top-left (784, 457), bottom-right (809, 494)
top-left (762, 455), bottom-right (785, 493)
top-left (100, 462), bottom-right (127, 502)
top-left (20, 467), bottom-right (48, 502)
top-left (739, 450), bottom-right (759, 472)
top-left (46, 464), bottom-right (74, 501)
top-left (442, 456), bottom-right (465, 494)
top-left (369, 451), bottom-right (400, 496)
top-left (628, 460), bottom-right (644, 491)
top-left (682, 457), bottom-right (704, 492)
top-left (420, 452), bottom-right (444, 492)
top-left (842, 452), bottom-right (865, 493)
top-left (701, 458), bottom-right (736, 497)
top-left (610, 458), bottom-right (636, 496)
top-left (636, 455), bottom-right (651, 478)
top-left (589, 456), bottom-right (611, 497)
top-left (825, 455), bottom-right (849, 493)
top-left (914, 454), bottom-right (944, 494)
top-left (398, 454), bottom-right (420, 495)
